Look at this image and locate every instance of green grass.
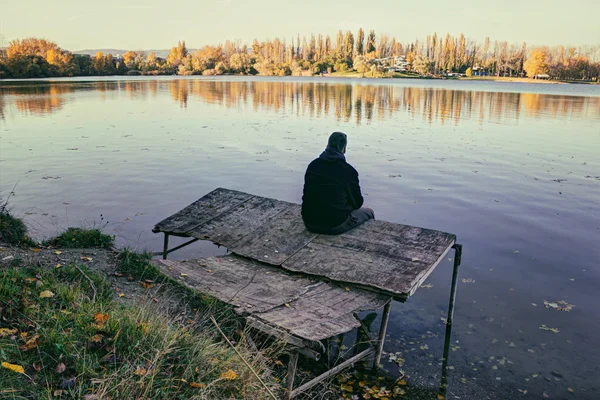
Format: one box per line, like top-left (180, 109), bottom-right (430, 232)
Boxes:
top-left (0, 263), bottom-right (281, 399)
top-left (0, 211), bottom-right (35, 246)
top-left (46, 227), bottom-right (115, 249)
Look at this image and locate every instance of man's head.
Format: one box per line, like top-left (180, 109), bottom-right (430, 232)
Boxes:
top-left (327, 131), bottom-right (347, 154)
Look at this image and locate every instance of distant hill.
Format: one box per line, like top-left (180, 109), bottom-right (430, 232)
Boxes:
top-left (74, 49), bottom-right (188, 59)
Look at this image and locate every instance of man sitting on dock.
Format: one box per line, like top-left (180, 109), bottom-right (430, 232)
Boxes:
top-left (302, 131), bottom-right (374, 234)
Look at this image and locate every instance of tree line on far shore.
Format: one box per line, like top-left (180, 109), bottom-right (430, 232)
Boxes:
top-left (1, 32), bottom-right (598, 81)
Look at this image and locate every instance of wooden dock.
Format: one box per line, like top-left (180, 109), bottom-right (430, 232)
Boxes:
top-left (152, 188), bottom-right (463, 399)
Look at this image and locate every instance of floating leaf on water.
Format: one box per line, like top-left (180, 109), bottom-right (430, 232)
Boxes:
top-left (532, 373), bottom-right (539, 378)
top-left (543, 300), bottom-right (574, 312)
top-left (461, 278), bottom-right (474, 283)
top-left (539, 325), bottom-right (560, 333)
top-left (421, 284), bottom-right (433, 288)
top-left (567, 388), bottom-right (574, 393)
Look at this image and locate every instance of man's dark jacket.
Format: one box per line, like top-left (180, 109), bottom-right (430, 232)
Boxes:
top-left (302, 146), bottom-right (364, 228)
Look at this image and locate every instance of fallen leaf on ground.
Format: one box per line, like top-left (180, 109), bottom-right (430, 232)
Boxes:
top-left (19, 334), bottom-right (40, 351)
top-left (134, 366), bottom-right (146, 376)
top-left (0, 328), bottom-right (17, 336)
top-left (80, 256), bottom-right (93, 261)
top-left (118, 293), bottom-right (125, 297)
top-left (56, 363), bottom-right (66, 373)
top-left (2, 361), bottom-right (25, 374)
top-left (91, 334), bottom-right (103, 343)
top-left (220, 369), bottom-right (237, 380)
top-left (53, 250), bottom-right (63, 255)
top-left (33, 362), bottom-right (41, 372)
top-left (94, 313), bottom-right (109, 324)
top-left (139, 281), bottom-right (154, 289)
top-left (31, 248), bottom-right (41, 253)
top-left (40, 290), bottom-right (55, 298)
top-left (189, 382), bottom-right (205, 388)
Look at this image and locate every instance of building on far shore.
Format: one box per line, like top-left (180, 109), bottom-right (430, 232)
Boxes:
top-left (373, 56), bottom-right (410, 72)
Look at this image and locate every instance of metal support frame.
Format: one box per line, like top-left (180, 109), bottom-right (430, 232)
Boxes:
top-left (373, 299), bottom-right (392, 370)
top-left (439, 243), bottom-right (463, 397)
top-left (156, 233), bottom-right (200, 260)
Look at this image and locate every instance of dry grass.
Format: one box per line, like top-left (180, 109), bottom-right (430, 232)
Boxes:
top-left (0, 263), bottom-right (284, 399)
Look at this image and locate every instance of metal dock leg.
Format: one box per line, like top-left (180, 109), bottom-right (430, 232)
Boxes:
top-left (162, 233), bottom-right (169, 260)
top-left (439, 243), bottom-right (463, 397)
top-left (372, 298), bottom-right (392, 370)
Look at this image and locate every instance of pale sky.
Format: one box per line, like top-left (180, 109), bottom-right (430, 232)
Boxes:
top-left (2, 0), bottom-right (599, 51)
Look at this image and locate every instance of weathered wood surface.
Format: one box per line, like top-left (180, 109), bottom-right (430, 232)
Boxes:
top-left (152, 255), bottom-right (388, 342)
top-left (231, 204), bottom-right (318, 265)
top-left (152, 188), bottom-right (253, 235)
top-left (189, 196), bottom-right (294, 248)
top-left (256, 282), bottom-right (386, 340)
top-left (154, 188), bottom-right (456, 298)
top-left (283, 220), bottom-right (455, 297)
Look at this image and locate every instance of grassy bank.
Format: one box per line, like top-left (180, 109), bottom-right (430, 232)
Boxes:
top-left (0, 263), bottom-right (278, 399)
top-left (0, 215), bottom-right (281, 399)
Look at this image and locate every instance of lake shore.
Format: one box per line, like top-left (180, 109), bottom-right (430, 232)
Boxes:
top-left (326, 71), bottom-right (598, 84)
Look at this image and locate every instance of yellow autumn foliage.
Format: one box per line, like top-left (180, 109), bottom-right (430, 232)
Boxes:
top-left (2, 361), bottom-right (25, 374)
top-left (219, 369), bottom-right (237, 380)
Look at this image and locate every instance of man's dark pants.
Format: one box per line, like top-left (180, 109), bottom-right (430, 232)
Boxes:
top-left (305, 207), bottom-right (375, 235)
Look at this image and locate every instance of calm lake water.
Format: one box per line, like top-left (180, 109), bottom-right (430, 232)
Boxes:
top-left (1, 76), bottom-right (599, 399)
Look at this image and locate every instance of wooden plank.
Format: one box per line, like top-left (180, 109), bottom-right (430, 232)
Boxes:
top-left (152, 188), bottom-right (254, 235)
top-left (246, 316), bottom-right (311, 349)
top-left (153, 255), bottom-right (388, 342)
top-left (189, 196), bottom-right (294, 248)
top-left (229, 204), bottom-right (318, 265)
top-left (282, 220), bottom-right (455, 297)
top-left (254, 283), bottom-right (387, 341)
top-left (289, 348), bottom-right (375, 398)
top-left (152, 256), bottom-right (315, 314)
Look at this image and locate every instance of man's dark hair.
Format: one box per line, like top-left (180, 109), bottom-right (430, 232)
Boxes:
top-left (328, 131), bottom-right (347, 153)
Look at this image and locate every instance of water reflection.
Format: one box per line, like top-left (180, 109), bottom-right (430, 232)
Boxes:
top-left (1, 79), bottom-right (599, 124)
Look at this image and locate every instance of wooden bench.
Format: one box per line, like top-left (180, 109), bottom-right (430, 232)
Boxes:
top-left (152, 188), bottom-right (463, 399)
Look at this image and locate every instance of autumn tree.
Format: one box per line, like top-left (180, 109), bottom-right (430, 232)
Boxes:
top-left (167, 41), bottom-right (188, 68)
top-left (413, 55), bottom-right (433, 75)
top-left (366, 30), bottom-right (376, 54)
top-left (524, 48), bottom-right (549, 78)
top-left (356, 28), bottom-right (364, 56)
